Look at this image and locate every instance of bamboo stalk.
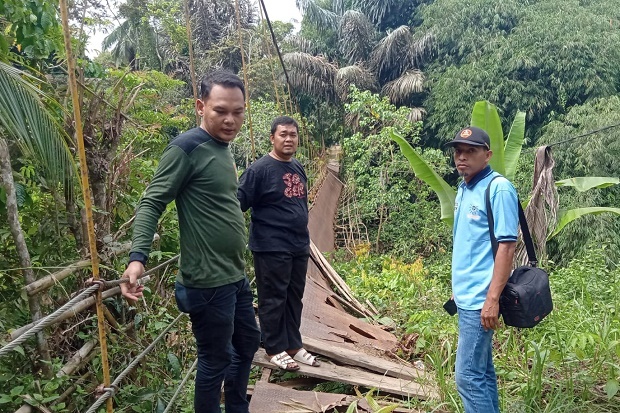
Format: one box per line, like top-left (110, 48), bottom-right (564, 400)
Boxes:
top-left (183, 0), bottom-right (199, 126)
top-left (24, 260), bottom-right (91, 296)
top-left (234, 0), bottom-right (256, 160)
top-left (58, 2), bottom-right (112, 410)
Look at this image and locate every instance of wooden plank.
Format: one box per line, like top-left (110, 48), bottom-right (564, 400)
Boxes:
top-left (301, 336), bottom-right (427, 381)
top-left (252, 349), bottom-right (436, 400)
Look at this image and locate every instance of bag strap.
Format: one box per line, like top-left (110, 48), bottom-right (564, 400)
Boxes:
top-left (485, 175), bottom-right (538, 267)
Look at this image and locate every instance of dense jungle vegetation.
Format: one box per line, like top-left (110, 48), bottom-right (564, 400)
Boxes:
top-left (0, 0), bottom-right (619, 412)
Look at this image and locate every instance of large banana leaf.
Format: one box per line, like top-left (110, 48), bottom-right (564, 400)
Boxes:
top-left (470, 101), bottom-right (505, 175)
top-left (504, 110), bottom-right (526, 181)
top-left (390, 130), bottom-right (456, 226)
top-left (549, 207), bottom-right (620, 239)
top-left (0, 62), bottom-right (74, 189)
top-left (555, 177), bottom-right (620, 192)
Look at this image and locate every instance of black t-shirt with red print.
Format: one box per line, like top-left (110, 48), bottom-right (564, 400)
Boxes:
top-left (237, 154), bottom-right (309, 252)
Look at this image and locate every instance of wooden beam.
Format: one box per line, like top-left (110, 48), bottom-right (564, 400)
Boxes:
top-left (301, 336), bottom-right (427, 381)
top-left (252, 349), bottom-right (436, 400)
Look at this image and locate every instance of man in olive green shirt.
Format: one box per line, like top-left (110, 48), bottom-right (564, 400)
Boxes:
top-left (121, 70), bottom-right (260, 413)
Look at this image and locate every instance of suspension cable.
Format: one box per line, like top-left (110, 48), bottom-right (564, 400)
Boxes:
top-left (162, 359), bottom-right (198, 413)
top-left (83, 313), bottom-right (186, 413)
top-left (0, 284), bottom-right (99, 357)
top-left (6, 255), bottom-right (179, 343)
top-left (547, 121), bottom-right (620, 147)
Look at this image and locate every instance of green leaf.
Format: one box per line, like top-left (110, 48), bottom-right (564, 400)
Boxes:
top-left (604, 379), bottom-right (619, 399)
top-left (555, 177), bottom-right (620, 192)
top-left (10, 385), bottom-right (24, 396)
top-left (345, 400), bottom-right (358, 413)
top-left (503, 111), bottom-right (526, 181)
top-left (471, 101), bottom-right (505, 175)
top-left (167, 353), bottom-right (181, 378)
top-left (549, 207), bottom-right (620, 239)
top-left (0, 394), bottom-right (13, 404)
top-left (389, 130), bottom-right (456, 226)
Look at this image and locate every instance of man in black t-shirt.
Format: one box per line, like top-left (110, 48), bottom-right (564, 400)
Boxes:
top-left (238, 116), bottom-right (320, 371)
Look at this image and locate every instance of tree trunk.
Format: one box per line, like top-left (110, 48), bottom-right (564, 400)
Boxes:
top-left (0, 137), bottom-right (52, 378)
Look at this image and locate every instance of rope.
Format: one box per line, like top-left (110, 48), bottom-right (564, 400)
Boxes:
top-left (84, 313), bottom-right (186, 413)
top-left (162, 359), bottom-right (198, 413)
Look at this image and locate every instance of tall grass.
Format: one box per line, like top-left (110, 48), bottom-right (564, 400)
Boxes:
top-left (333, 244), bottom-right (620, 412)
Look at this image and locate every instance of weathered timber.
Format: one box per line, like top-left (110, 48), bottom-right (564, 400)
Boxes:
top-left (252, 349), bottom-right (436, 399)
top-left (249, 381), bottom-right (421, 413)
top-left (301, 336), bottom-right (426, 381)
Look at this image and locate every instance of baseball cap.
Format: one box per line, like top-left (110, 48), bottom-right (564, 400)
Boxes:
top-left (445, 126), bottom-right (490, 149)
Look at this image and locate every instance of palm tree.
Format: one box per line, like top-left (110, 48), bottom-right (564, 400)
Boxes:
top-left (287, 0), bottom-right (431, 120)
top-left (0, 61), bottom-right (76, 378)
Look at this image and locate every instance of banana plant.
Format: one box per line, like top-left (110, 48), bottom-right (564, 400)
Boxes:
top-left (549, 177), bottom-right (620, 239)
top-left (392, 100), bottom-right (620, 239)
top-left (390, 100), bottom-right (525, 226)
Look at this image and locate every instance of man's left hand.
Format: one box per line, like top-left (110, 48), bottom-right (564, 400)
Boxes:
top-left (481, 298), bottom-right (500, 330)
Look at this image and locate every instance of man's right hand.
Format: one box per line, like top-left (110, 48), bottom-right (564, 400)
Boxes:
top-left (121, 261), bottom-right (145, 303)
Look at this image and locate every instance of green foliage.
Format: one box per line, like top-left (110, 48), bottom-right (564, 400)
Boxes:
top-left (342, 87), bottom-right (451, 257)
top-left (0, 0), bottom-right (63, 60)
top-left (336, 245), bottom-right (620, 411)
top-left (421, 0), bottom-right (620, 142)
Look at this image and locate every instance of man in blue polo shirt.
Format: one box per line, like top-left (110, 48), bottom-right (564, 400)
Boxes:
top-left (447, 126), bottom-right (519, 413)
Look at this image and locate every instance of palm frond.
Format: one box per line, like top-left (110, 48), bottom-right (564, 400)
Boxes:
top-left (286, 35), bottom-right (322, 55)
top-left (352, 0), bottom-right (396, 26)
top-left (296, 0), bottom-right (340, 29)
top-left (332, 0), bottom-right (346, 16)
top-left (407, 107), bottom-right (427, 123)
top-left (336, 65), bottom-right (377, 101)
top-left (369, 25), bottom-right (416, 81)
top-left (339, 10), bottom-right (376, 65)
top-left (283, 52), bottom-right (337, 101)
top-left (101, 20), bottom-right (131, 50)
top-left (411, 31), bottom-right (434, 66)
top-left (0, 62), bottom-right (75, 189)
top-left (381, 70), bottom-right (425, 105)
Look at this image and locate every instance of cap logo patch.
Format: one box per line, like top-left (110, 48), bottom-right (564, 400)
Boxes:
top-left (460, 129), bottom-right (472, 138)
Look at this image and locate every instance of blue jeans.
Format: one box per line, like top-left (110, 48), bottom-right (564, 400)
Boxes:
top-left (175, 278), bottom-right (260, 413)
top-left (455, 308), bottom-right (500, 413)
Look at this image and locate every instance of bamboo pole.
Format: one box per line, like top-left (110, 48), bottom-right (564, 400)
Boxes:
top-left (58, 1), bottom-right (112, 411)
top-left (234, 0), bottom-right (256, 161)
top-left (183, 0), bottom-right (199, 126)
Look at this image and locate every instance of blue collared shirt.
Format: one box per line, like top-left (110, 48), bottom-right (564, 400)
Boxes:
top-left (452, 166), bottom-right (519, 310)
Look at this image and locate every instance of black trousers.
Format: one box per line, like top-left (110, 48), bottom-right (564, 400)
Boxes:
top-left (253, 248), bottom-right (309, 355)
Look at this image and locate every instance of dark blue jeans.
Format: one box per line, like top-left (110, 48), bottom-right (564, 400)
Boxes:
top-left (175, 277), bottom-right (260, 413)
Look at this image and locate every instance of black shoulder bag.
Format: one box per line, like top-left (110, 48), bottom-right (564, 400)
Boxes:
top-left (486, 176), bottom-right (553, 328)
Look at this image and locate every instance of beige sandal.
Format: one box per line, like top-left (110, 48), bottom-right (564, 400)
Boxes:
top-left (268, 351), bottom-right (299, 371)
top-left (293, 348), bottom-right (320, 367)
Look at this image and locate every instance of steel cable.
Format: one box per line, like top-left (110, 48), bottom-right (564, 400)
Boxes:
top-left (83, 313), bottom-right (185, 413)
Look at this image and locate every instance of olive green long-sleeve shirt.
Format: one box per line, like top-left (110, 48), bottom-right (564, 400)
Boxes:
top-left (129, 127), bottom-right (246, 288)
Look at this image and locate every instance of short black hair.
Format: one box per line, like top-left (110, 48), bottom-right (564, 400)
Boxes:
top-left (270, 116), bottom-right (299, 135)
top-left (200, 70), bottom-right (245, 100)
